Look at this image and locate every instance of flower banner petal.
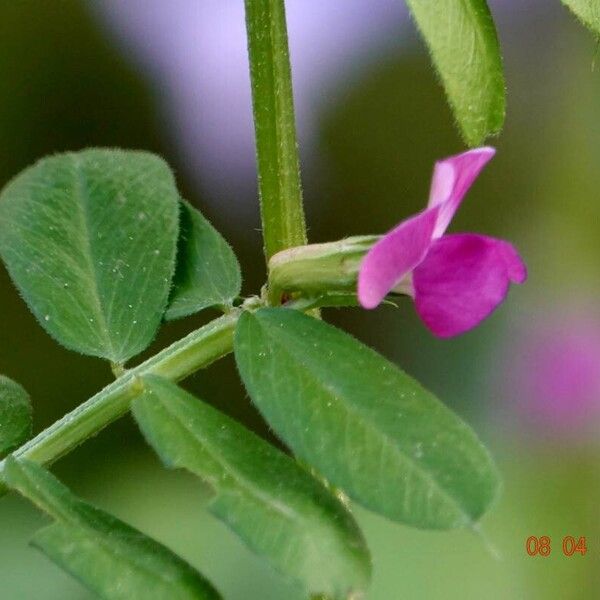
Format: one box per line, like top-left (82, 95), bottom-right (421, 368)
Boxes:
top-left (428, 147), bottom-right (496, 238)
top-left (358, 207), bottom-right (439, 309)
top-left (412, 233), bottom-right (526, 337)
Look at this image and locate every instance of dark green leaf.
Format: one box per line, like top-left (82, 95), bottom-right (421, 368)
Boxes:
top-left (235, 308), bottom-right (500, 530)
top-left (561, 1), bottom-right (600, 35)
top-left (0, 375), bottom-right (32, 456)
top-left (0, 149), bottom-right (179, 363)
top-left (133, 375), bottom-right (371, 598)
top-left (166, 201), bottom-right (241, 321)
top-left (405, 0), bottom-right (505, 146)
top-left (4, 457), bottom-right (221, 600)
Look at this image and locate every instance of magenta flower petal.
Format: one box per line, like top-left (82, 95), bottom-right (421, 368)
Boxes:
top-left (428, 147), bottom-right (496, 238)
top-left (358, 207), bottom-right (439, 309)
top-left (412, 233), bottom-right (527, 337)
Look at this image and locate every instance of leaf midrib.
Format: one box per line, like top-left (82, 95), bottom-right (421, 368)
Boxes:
top-left (72, 154), bottom-right (116, 358)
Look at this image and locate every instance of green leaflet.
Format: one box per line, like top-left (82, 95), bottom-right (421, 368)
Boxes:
top-left (235, 308), bottom-right (500, 530)
top-left (166, 201), bottom-right (241, 321)
top-left (0, 375), bottom-right (32, 456)
top-left (133, 375), bottom-right (371, 598)
top-left (0, 149), bottom-right (179, 363)
top-left (4, 457), bottom-right (221, 600)
top-left (405, 0), bottom-right (506, 146)
top-left (561, 0), bottom-right (600, 35)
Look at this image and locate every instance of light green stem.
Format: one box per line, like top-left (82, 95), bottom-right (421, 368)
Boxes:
top-left (245, 0), bottom-right (307, 267)
top-left (0, 311), bottom-right (239, 490)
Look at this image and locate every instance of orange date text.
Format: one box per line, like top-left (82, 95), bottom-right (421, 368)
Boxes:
top-left (525, 536), bottom-right (587, 557)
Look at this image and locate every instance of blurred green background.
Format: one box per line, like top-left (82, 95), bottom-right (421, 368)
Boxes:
top-left (1, 2), bottom-right (599, 598)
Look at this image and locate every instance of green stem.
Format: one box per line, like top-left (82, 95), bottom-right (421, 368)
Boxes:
top-left (0, 311), bottom-right (240, 489)
top-left (245, 0), bottom-right (307, 268)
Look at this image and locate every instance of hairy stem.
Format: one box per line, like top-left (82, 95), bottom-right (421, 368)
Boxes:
top-left (0, 311), bottom-right (240, 490)
top-left (245, 0), bottom-right (307, 268)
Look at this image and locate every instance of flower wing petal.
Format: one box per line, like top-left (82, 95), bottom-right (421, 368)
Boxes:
top-left (358, 207), bottom-right (439, 309)
top-left (428, 147), bottom-right (496, 238)
top-left (412, 233), bottom-right (526, 337)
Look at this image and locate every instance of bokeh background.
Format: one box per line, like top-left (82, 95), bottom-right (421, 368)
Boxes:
top-left (1, 1), bottom-right (599, 598)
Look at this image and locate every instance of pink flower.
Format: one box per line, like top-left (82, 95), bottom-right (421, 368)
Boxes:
top-left (357, 148), bottom-right (527, 337)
